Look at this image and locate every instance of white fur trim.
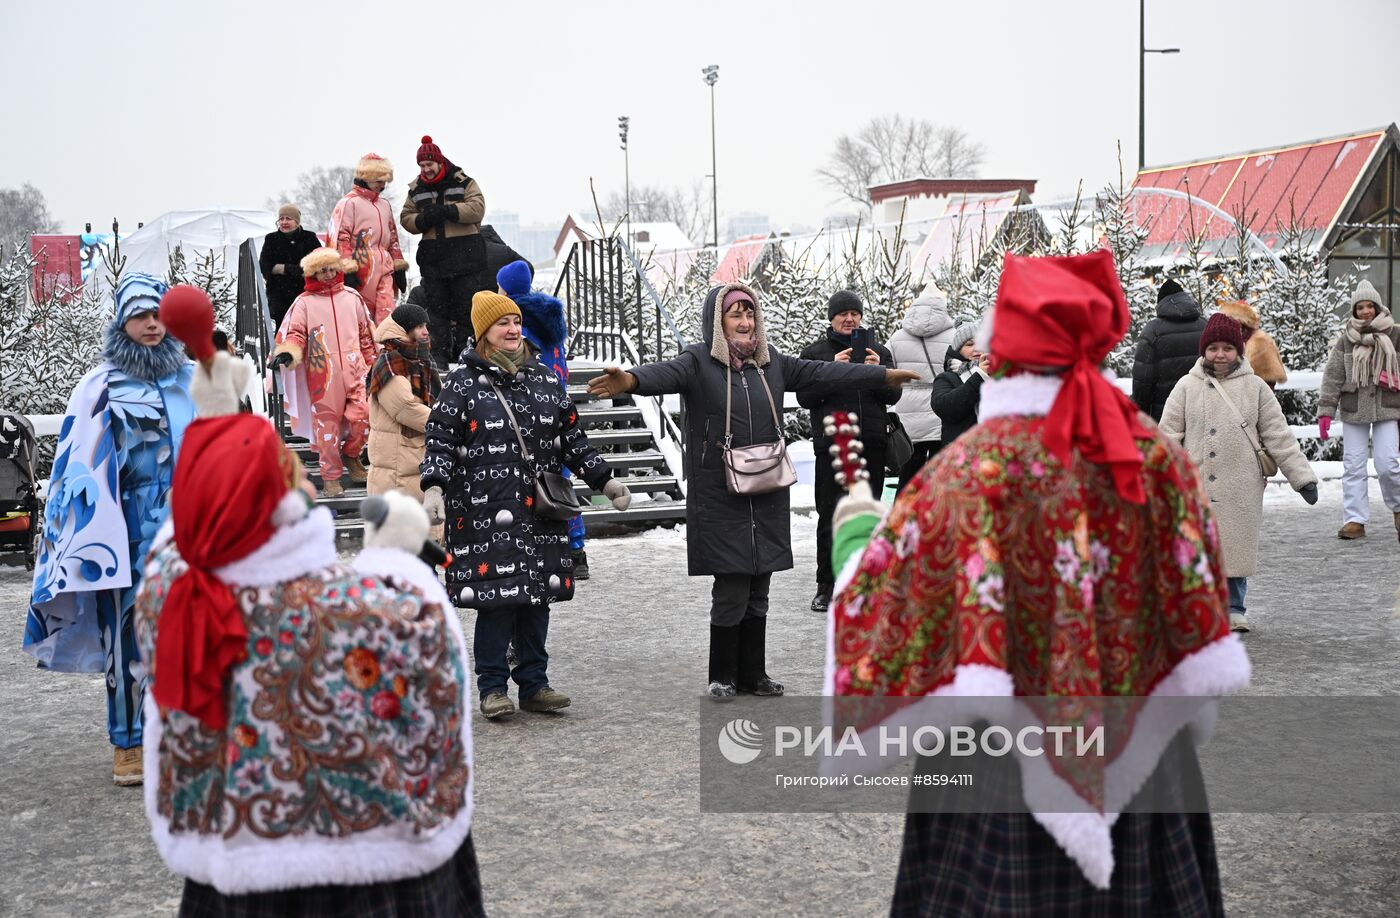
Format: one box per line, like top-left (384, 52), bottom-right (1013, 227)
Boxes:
top-left (143, 544), bottom-right (475, 895)
top-left (977, 369), bottom-right (1120, 423)
top-left (270, 491), bottom-right (310, 527)
top-left (361, 490), bottom-right (429, 553)
top-left (820, 635), bottom-right (1251, 890)
top-left (211, 507), bottom-right (336, 587)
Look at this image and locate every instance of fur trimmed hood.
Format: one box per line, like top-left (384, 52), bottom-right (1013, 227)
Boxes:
top-left (299, 246), bottom-right (357, 276)
top-left (354, 152), bottom-right (393, 183)
top-left (516, 291), bottom-right (568, 350)
top-left (1217, 301), bottom-right (1286, 385)
top-left (702, 281), bottom-right (770, 368)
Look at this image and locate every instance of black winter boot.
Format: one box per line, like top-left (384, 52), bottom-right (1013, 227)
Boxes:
top-left (737, 615), bottom-right (784, 696)
top-left (708, 624), bottom-right (741, 701)
top-left (571, 549), bottom-right (590, 581)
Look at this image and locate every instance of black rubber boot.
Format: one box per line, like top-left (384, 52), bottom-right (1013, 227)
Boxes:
top-left (737, 615), bottom-right (784, 696)
top-left (707, 624), bottom-right (741, 701)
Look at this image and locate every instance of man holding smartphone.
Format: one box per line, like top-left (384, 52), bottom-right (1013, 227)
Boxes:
top-left (798, 290), bottom-right (900, 612)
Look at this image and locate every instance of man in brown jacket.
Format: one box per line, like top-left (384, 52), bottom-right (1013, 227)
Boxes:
top-left (400, 135), bottom-right (486, 368)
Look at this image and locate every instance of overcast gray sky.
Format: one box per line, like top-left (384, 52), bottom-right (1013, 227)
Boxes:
top-left (3, 0), bottom-right (1397, 237)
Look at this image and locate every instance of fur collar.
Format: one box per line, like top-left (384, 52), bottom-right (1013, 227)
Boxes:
top-left (516, 291), bottom-right (568, 349)
top-left (103, 325), bottom-right (189, 381)
top-left (978, 369), bottom-right (1121, 421)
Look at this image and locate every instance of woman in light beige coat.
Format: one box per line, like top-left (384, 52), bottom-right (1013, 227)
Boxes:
top-left (1159, 313), bottom-right (1318, 633)
top-left (367, 304), bottom-right (440, 500)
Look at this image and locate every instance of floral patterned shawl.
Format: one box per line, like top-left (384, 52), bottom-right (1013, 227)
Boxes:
top-left (825, 372), bottom-right (1250, 889)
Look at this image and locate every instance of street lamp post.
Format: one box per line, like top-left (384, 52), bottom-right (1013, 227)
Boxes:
top-left (1139, 0), bottom-right (1180, 171)
top-left (618, 115), bottom-right (631, 252)
top-left (702, 64), bottom-right (719, 250)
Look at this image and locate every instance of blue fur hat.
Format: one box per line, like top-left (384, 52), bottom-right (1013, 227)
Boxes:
top-left (496, 260), bottom-right (534, 299)
top-left (112, 272), bottom-right (169, 325)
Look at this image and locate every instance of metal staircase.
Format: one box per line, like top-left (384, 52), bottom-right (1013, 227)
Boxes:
top-left (262, 234), bottom-right (694, 539)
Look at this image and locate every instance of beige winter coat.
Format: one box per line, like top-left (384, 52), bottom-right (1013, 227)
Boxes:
top-left (1159, 358), bottom-right (1317, 577)
top-left (367, 318), bottom-right (431, 499)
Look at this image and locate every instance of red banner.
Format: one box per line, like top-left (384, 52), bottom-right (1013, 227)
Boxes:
top-left (30, 235), bottom-right (85, 303)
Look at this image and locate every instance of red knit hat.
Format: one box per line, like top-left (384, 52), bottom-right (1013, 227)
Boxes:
top-left (417, 134), bottom-right (445, 165)
top-left (990, 250), bottom-right (1151, 504)
top-left (153, 416), bottom-right (297, 729)
top-left (1199, 312), bottom-right (1245, 355)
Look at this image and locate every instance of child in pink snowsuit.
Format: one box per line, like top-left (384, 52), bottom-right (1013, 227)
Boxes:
top-left (330, 152), bottom-right (407, 326)
top-left (273, 247), bottom-right (377, 497)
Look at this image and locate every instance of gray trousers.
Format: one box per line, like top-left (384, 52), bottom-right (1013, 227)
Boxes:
top-left (710, 573), bottom-right (771, 626)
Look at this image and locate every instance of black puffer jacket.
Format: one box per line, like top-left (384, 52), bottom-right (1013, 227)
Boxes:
top-left (796, 329), bottom-right (900, 446)
top-left (628, 283), bottom-right (888, 576)
top-left (1132, 289), bottom-right (1207, 421)
top-left (930, 355), bottom-right (986, 445)
top-left (258, 227), bottom-right (323, 323)
top-left (421, 349), bottom-right (613, 610)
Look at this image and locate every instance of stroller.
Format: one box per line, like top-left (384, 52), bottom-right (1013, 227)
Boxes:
top-left (0, 413), bottom-right (40, 570)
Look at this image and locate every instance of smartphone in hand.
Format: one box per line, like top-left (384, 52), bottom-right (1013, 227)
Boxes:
top-left (850, 326), bottom-right (870, 357)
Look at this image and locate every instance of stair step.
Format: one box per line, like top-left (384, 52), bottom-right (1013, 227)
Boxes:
top-left (600, 450), bottom-right (668, 474)
top-left (577, 502), bottom-right (688, 526)
top-left (581, 428), bottom-right (654, 447)
top-left (567, 384), bottom-right (595, 404)
top-left (574, 475), bottom-right (678, 497)
top-left (577, 405), bottom-right (644, 427)
top-left (567, 364), bottom-right (607, 386)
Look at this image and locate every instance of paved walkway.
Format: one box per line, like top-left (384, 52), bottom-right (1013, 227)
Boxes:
top-left (1, 487), bottom-right (1397, 916)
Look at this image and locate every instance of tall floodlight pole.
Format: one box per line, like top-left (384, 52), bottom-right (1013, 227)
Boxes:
top-left (619, 115), bottom-right (631, 251)
top-left (703, 64), bottom-right (719, 249)
top-left (1139, 0), bottom-right (1181, 170)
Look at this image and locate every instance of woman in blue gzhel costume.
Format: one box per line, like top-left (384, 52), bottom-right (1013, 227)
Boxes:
top-left (24, 273), bottom-right (195, 786)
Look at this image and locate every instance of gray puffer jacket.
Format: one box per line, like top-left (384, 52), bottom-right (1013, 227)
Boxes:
top-left (887, 289), bottom-right (957, 442)
top-left (628, 282), bottom-right (888, 577)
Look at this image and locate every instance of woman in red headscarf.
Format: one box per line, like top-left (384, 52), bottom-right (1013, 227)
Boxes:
top-left (132, 407), bottom-right (482, 914)
top-left (826, 251), bottom-right (1250, 916)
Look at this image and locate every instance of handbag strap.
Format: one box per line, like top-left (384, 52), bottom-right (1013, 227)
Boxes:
top-left (488, 378), bottom-right (538, 474)
top-left (1205, 375), bottom-right (1267, 456)
top-left (724, 364), bottom-right (784, 446)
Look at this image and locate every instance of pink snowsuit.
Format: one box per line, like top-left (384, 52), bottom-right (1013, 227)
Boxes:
top-left (329, 185), bottom-right (404, 326)
top-left (274, 280), bottom-right (377, 483)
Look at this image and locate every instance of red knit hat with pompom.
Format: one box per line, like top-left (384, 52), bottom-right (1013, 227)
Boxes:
top-left (416, 135), bottom-right (445, 165)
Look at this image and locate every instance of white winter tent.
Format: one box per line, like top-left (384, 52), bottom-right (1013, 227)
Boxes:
top-left (89, 207), bottom-right (277, 295)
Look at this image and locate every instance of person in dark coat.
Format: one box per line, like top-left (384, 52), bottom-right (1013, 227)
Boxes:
top-left (400, 136), bottom-right (488, 369)
top-left (798, 290), bottom-right (900, 612)
top-left (930, 322), bottom-right (987, 445)
top-left (1131, 278), bottom-right (1208, 421)
top-left (586, 282), bottom-right (919, 701)
top-left (258, 204), bottom-right (323, 328)
top-left (421, 292), bottom-right (631, 720)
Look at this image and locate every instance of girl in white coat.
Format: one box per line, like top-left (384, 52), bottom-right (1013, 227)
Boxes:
top-left (1159, 313), bottom-right (1319, 632)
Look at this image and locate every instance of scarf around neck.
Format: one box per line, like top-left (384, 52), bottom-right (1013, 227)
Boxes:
top-left (303, 274), bottom-right (345, 295)
top-left (726, 336), bottom-right (758, 371)
top-left (370, 338), bottom-right (441, 406)
top-left (1346, 310), bottom-right (1399, 388)
top-left (481, 341), bottom-right (529, 376)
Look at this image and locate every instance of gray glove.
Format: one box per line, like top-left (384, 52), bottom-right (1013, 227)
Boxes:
top-left (422, 486), bottom-right (446, 524)
top-left (602, 478), bottom-right (631, 512)
top-left (1300, 482), bottom-right (1319, 506)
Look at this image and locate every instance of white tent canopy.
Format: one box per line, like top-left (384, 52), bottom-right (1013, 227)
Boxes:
top-left (89, 207), bottom-right (277, 295)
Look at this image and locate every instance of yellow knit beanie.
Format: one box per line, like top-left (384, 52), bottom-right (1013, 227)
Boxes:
top-left (472, 291), bottom-right (522, 341)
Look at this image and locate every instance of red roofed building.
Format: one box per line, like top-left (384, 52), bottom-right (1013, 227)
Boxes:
top-left (1132, 124), bottom-right (1400, 306)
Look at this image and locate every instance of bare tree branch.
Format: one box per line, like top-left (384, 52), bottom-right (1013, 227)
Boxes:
top-left (818, 116), bottom-right (986, 208)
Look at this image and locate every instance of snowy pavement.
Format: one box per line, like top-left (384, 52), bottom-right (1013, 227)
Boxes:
top-left (1, 488), bottom-right (1398, 916)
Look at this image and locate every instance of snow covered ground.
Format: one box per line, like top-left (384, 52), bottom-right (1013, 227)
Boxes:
top-left (1, 493), bottom-right (1397, 915)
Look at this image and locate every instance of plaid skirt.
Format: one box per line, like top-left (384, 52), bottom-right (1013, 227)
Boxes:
top-left (891, 732), bottom-right (1224, 917)
top-left (178, 834), bottom-right (486, 918)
